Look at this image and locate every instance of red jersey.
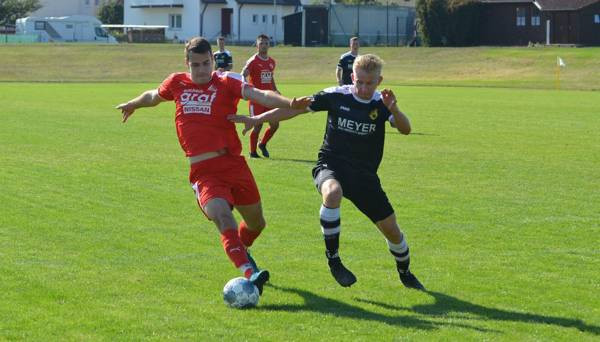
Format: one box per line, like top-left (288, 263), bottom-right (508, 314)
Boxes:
top-left (158, 71), bottom-right (249, 157)
top-left (243, 54), bottom-right (276, 91)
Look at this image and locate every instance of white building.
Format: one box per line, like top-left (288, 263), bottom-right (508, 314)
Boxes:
top-left (124, 0), bottom-right (301, 43)
top-left (31, 0), bottom-right (109, 17)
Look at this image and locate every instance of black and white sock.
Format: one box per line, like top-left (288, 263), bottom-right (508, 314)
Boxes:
top-left (387, 237), bottom-right (410, 274)
top-left (320, 204), bottom-right (340, 259)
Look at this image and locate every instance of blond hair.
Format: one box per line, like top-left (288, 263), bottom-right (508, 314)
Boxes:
top-left (353, 54), bottom-right (384, 75)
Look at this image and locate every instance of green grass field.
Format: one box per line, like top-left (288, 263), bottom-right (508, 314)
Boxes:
top-left (1, 45), bottom-right (599, 340)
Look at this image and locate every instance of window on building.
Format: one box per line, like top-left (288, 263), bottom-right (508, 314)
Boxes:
top-left (262, 15), bottom-right (267, 23)
top-left (34, 21), bottom-right (46, 30)
top-left (531, 14), bottom-right (540, 26)
top-left (595, 14), bottom-right (600, 23)
top-left (85, 0), bottom-right (90, 5)
top-left (272, 15), bottom-right (277, 24)
top-left (252, 14), bottom-right (258, 23)
top-left (95, 0), bottom-right (99, 5)
top-left (169, 14), bottom-right (182, 29)
top-left (516, 7), bottom-right (526, 26)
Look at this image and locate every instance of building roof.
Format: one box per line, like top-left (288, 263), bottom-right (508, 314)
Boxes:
top-left (479, 0), bottom-right (600, 10)
top-left (535, 0), bottom-right (600, 10)
top-left (236, 0), bottom-right (300, 5)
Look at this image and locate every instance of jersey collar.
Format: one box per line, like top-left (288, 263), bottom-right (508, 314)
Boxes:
top-left (351, 86), bottom-right (374, 104)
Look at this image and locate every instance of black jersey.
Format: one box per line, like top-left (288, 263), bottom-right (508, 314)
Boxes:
top-left (214, 50), bottom-right (233, 70)
top-left (337, 52), bottom-right (357, 85)
top-left (309, 85), bottom-right (393, 172)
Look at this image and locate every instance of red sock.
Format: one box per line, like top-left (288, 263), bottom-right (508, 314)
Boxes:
top-left (260, 126), bottom-right (277, 145)
top-left (220, 229), bottom-right (252, 278)
top-left (250, 131), bottom-right (259, 153)
top-left (239, 221), bottom-right (262, 247)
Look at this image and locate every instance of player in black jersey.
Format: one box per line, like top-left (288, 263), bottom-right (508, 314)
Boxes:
top-left (213, 36), bottom-right (233, 72)
top-left (229, 54), bottom-right (425, 291)
top-left (336, 37), bottom-right (359, 86)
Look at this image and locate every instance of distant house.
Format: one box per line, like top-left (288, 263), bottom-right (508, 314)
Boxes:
top-left (479, 0), bottom-right (600, 45)
top-left (124, 0), bottom-right (301, 43)
top-left (31, 0), bottom-right (109, 18)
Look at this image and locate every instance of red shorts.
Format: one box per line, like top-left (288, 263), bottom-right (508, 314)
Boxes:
top-left (249, 102), bottom-right (271, 117)
top-left (189, 154), bottom-right (261, 211)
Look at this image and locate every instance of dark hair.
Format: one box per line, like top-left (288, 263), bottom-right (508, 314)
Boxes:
top-left (217, 36), bottom-right (225, 41)
top-left (185, 37), bottom-right (212, 60)
top-left (256, 34), bottom-right (270, 41)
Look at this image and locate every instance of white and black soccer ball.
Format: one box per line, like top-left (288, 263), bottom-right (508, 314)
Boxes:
top-left (223, 277), bottom-right (259, 308)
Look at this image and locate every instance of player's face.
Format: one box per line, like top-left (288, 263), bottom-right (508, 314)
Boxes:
top-left (257, 38), bottom-right (270, 54)
top-left (218, 39), bottom-right (225, 50)
top-left (350, 39), bottom-right (359, 51)
top-left (352, 68), bottom-right (382, 100)
top-left (187, 51), bottom-right (214, 84)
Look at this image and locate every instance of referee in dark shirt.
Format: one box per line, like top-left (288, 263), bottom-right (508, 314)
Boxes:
top-left (229, 54), bottom-right (425, 291)
top-left (336, 37), bottom-right (359, 86)
top-left (213, 36), bottom-right (233, 72)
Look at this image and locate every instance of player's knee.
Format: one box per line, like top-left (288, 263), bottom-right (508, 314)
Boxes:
top-left (322, 182), bottom-right (343, 205)
top-left (246, 214), bottom-right (266, 231)
top-left (204, 201), bottom-right (235, 229)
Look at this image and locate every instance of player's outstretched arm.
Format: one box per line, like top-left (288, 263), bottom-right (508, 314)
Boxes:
top-left (336, 66), bottom-right (343, 86)
top-left (116, 89), bottom-right (166, 123)
top-left (228, 107), bottom-right (309, 136)
top-left (381, 88), bottom-right (411, 135)
top-left (244, 86), bottom-right (312, 110)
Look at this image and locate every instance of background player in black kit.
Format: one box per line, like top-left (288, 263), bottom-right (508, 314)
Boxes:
top-left (213, 36), bottom-right (233, 72)
top-left (336, 37), bottom-right (359, 86)
top-left (229, 54), bottom-right (425, 290)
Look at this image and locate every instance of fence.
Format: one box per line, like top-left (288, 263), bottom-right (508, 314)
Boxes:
top-left (328, 3), bottom-right (415, 46)
top-left (0, 34), bottom-right (39, 44)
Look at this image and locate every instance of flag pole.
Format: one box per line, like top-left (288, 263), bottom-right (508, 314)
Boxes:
top-left (555, 57), bottom-right (560, 90)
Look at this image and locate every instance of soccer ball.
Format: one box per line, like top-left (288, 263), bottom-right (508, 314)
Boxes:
top-left (223, 277), bottom-right (259, 309)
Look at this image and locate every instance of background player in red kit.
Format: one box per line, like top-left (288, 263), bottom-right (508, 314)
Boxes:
top-left (241, 34), bottom-right (279, 158)
top-left (115, 37), bottom-right (310, 295)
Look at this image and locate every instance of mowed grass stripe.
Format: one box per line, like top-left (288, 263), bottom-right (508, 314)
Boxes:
top-left (1, 44), bottom-right (600, 90)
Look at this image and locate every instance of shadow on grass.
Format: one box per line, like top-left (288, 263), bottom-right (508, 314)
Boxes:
top-left (355, 291), bottom-right (600, 335)
top-left (269, 157), bottom-right (315, 165)
top-left (259, 284), bottom-right (494, 332)
top-left (386, 131), bottom-right (438, 136)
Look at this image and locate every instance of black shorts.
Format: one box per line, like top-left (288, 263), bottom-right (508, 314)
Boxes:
top-left (312, 158), bottom-right (394, 223)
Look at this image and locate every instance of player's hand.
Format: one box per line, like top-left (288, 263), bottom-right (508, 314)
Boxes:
top-left (381, 89), bottom-right (398, 111)
top-left (227, 115), bottom-right (257, 136)
top-left (116, 102), bottom-right (136, 123)
top-left (290, 96), bottom-right (313, 110)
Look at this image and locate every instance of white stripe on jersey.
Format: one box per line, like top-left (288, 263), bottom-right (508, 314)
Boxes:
top-left (339, 51), bottom-right (357, 59)
top-left (318, 85), bottom-right (382, 103)
top-left (217, 72), bottom-right (248, 99)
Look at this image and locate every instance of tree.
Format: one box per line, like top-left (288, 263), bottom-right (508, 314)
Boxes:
top-left (416, 0), bottom-right (481, 46)
top-left (97, 0), bottom-right (123, 25)
top-left (0, 0), bottom-right (41, 26)
top-left (416, 0), bottom-right (448, 46)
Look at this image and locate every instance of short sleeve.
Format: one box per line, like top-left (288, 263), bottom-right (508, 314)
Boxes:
top-left (158, 73), bottom-right (176, 101)
top-left (337, 57), bottom-right (343, 68)
top-left (223, 72), bottom-right (247, 99)
top-left (308, 91), bottom-right (331, 112)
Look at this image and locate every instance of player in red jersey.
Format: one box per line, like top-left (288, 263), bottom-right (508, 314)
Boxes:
top-left (115, 37), bottom-right (310, 295)
top-left (241, 34), bottom-right (279, 158)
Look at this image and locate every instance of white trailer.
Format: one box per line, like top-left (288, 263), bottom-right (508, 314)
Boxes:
top-left (16, 15), bottom-right (117, 43)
